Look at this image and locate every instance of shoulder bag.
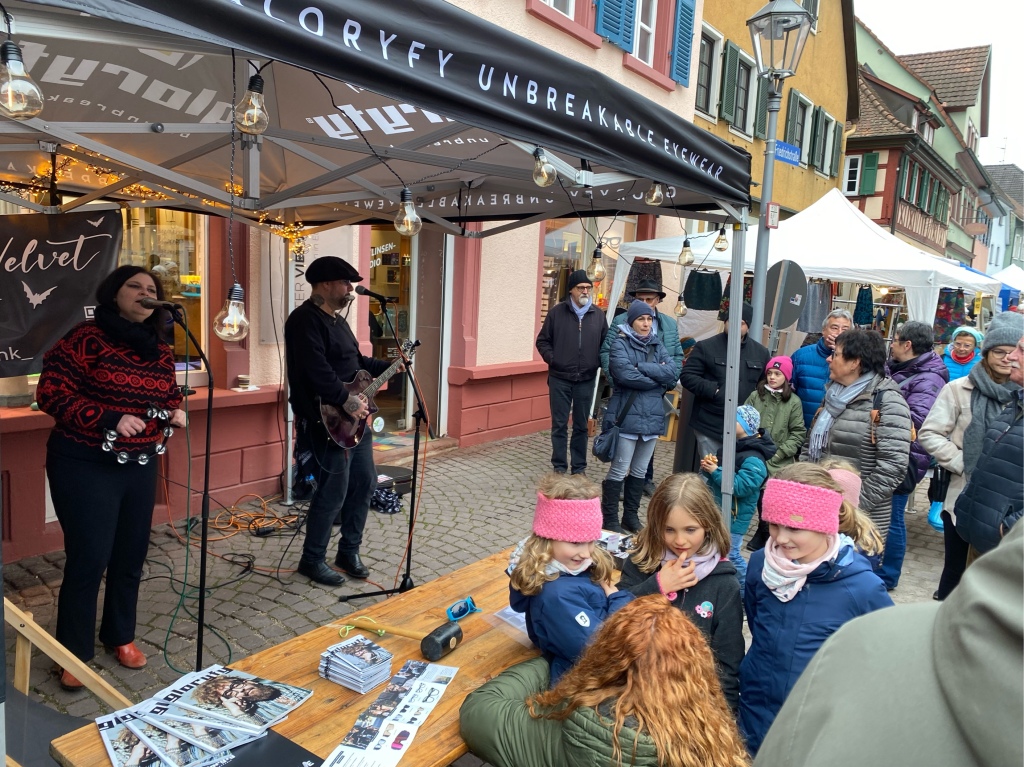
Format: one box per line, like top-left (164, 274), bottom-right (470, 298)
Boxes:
top-left (593, 344), bottom-right (652, 463)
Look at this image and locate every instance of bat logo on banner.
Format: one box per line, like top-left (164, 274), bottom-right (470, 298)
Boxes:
top-left (87, 216), bottom-right (104, 227)
top-left (23, 281), bottom-right (57, 308)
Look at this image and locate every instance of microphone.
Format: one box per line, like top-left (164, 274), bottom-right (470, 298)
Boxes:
top-left (140, 297), bottom-right (181, 309)
top-left (354, 285), bottom-right (397, 303)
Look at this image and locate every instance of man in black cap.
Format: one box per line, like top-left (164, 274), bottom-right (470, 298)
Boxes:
top-left (600, 278), bottom-right (684, 495)
top-left (536, 269), bottom-right (607, 475)
top-left (679, 302), bottom-right (768, 457)
top-left (285, 256), bottom-right (400, 586)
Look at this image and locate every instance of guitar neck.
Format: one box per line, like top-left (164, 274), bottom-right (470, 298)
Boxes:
top-left (363, 356), bottom-right (405, 398)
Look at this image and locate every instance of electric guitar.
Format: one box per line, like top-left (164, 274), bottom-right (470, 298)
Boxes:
top-left (319, 339), bottom-right (418, 448)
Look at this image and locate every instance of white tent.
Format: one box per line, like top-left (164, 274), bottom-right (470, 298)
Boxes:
top-left (991, 264), bottom-right (1024, 293)
top-left (618, 189), bottom-right (1002, 324)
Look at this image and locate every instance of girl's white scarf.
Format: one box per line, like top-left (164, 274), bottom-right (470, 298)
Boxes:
top-left (661, 544), bottom-right (721, 583)
top-left (761, 534), bottom-right (846, 602)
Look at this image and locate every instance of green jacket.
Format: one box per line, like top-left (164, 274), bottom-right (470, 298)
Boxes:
top-left (600, 310), bottom-right (683, 385)
top-left (744, 388), bottom-right (806, 476)
top-left (460, 657), bottom-right (660, 767)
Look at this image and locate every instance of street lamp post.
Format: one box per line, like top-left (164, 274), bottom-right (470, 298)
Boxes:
top-left (747, 0), bottom-right (814, 340)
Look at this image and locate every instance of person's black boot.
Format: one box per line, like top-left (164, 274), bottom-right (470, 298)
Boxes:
top-left (746, 518), bottom-right (770, 552)
top-left (601, 479), bottom-right (625, 533)
top-left (621, 476), bottom-right (646, 533)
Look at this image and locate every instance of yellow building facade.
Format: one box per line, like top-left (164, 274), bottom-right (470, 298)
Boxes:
top-left (696, 0), bottom-right (857, 218)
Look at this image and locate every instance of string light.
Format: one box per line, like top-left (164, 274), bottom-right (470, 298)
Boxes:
top-left (644, 182), bottom-right (664, 206)
top-left (0, 2), bottom-right (44, 119)
top-left (213, 283), bottom-right (251, 341)
top-left (532, 149), bottom-right (557, 187)
top-left (674, 298), bottom-right (688, 317)
top-left (586, 243), bottom-right (607, 284)
top-left (677, 238), bottom-right (694, 266)
top-left (394, 187), bottom-right (422, 236)
top-left (233, 73), bottom-right (270, 135)
top-left (714, 226), bottom-right (729, 252)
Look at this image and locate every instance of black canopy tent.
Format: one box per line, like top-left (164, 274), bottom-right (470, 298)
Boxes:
top-left (1, 0), bottom-right (751, 234)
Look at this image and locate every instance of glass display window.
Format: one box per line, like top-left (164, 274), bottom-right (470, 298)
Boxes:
top-left (367, 226), bottom-right (410, 433)
top-left (120, 209), bottom-right (206, 370)
top-left (541, 216), bottom-right (636, 321)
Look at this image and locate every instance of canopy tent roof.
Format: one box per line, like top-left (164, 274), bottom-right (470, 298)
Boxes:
top-left (618, 189), bottom-right (1002, 324)
top-left (991, 264), bottom-right (1024, 293)
top-left (0, 0), bottom-right (751, 236)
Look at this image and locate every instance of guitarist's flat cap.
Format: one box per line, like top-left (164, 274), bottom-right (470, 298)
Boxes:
top-left (306, 256), bottom-right (363, 284)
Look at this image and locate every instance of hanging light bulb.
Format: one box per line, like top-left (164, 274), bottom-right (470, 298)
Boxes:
top-left (586, 243), bottom-right (607, 284)
top-left (879, 286), bottom-right (889, 296)
top-left (674, 298), bottom-right (688, 317)
top-left (213, 283), bottom-right (251, 342)
top-left (0, 38), bottom-right (44, 119)
top-left (532, 148), bottom-right (557, 188)
top-left (677, 238), bottom-right (694, 266)
top-left (714, 226), bottom-right (729, 252)
top-left (644, 182), bottom-right (665, 206)
top-left (394, 187), bottom-right (422, 236)
top-left (233, 73), bottom-right (270, 135)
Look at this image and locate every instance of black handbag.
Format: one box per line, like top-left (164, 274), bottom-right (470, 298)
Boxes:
top-left (592, 346), bottom-right (651, 463)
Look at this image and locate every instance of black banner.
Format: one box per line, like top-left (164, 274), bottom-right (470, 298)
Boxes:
top-left (24, 0), bottom-right (751, 207)
top-left (0, 211), bottom-right (122, 376)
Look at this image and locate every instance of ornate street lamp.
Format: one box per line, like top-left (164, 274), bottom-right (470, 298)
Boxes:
top-left (746, 0), bottom-right (814, 342)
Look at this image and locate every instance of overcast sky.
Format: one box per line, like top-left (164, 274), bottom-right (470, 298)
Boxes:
top-left (853, 0), bottom-right (1023, 172)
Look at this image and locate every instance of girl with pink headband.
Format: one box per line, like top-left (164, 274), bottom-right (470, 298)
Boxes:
top-left (508, 473), bottom-right (633, 685)
top-left (739, 463), bottom-right (892, 755)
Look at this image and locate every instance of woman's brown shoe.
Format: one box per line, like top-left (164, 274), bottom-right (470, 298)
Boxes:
top-left (59, 669), bottom-right (84, 691)
top-left (110, 642), bottom-right (147, 669)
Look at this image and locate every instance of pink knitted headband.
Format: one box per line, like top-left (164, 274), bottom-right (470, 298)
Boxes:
top-left (762, 478), bottom-right (842, 535)
top-left (827, 468), bottom-right (862, 508)
top-left (533, 492), bottom-right (602, 543)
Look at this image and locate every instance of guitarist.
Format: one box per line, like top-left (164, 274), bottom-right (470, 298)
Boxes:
top-left (285, 256), bottom-right (402, 587)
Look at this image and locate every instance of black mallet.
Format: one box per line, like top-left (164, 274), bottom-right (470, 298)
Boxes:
top-left (347, 618), bottom-right (464, 661)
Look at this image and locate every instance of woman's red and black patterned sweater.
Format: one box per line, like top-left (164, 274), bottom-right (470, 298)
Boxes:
top-left (37, 322), bottom-right (182, 460)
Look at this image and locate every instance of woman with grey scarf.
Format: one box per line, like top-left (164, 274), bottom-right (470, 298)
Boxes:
top-left (805, 329), bottom-right (912, 543)
top-left (919, 310), bottom-right (1024, 600)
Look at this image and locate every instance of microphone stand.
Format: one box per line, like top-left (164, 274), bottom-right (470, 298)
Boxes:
top-left (339, 298), bottom-right (433, 603)
top-left (166, 305), bottom-right (215, 671)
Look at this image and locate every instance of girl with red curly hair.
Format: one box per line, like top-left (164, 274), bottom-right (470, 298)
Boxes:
top-left (460, 594), bottom-right (749, 767)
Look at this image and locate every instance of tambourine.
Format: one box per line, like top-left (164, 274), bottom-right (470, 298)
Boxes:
top-left (102, 406), bottom-right (175, 465)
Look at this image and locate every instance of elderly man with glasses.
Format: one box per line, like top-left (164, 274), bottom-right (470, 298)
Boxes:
top-left (536, 270), bottom-right (607, 476)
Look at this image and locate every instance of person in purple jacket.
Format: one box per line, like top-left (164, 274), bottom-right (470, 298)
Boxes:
top-left (508, 473), bottom-right (633, 685)
top-left (879, 321), bottom-right (949, 590)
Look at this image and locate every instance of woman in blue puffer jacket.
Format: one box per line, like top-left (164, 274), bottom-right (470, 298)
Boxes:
top-left (600, 301), bottom-right (680, 533)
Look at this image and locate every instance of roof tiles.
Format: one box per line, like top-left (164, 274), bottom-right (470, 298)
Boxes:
top-left (899, 47), bottom-right (990, 109)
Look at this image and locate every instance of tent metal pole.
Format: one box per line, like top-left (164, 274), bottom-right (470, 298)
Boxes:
top-left (283, 237), bottom-right (295, 505)
top-left (719, 212), bottom-right (749, 526)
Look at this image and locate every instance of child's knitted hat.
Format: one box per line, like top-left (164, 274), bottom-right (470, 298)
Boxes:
top-left (533, 493), bottom-right (602, 543)
top-left (762, 478), bottom-right (841, 535)
top-left (765, 356), bottom-right (793, 382)
top-left (827, 468), bottom-right (862, 508)
top-left (736, 404), bottom-right (761, 436)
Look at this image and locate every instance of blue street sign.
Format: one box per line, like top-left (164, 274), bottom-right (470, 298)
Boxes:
top-left (774, 141), bottom-right (802, 167)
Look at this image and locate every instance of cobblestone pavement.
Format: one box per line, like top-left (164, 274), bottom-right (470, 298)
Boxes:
top-left (3, 431), bottom-right (944, 762)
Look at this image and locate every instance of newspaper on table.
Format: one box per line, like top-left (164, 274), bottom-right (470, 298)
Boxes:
top-left (319, 659), bottom-right (458, 767)
top-left (97, 665), bottom-right (312, 767)
top-left (319, 634), bottom-right (394, 694)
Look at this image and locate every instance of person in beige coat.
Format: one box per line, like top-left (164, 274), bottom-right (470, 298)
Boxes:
top-left (919, 315), bottom-right (1022, 600)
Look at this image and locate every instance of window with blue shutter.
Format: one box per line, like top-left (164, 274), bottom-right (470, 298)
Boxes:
top-left (595, 0), bottom-right (637, 52)
top-left (670, 0), bottom-right (697, 85)
top-left (719, 41), bottom-right (740, 124)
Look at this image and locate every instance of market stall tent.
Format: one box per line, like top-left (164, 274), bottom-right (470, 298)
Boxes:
top-left (991, 264), bottom-right (1024, 293)
top-left (618, 189), bottom-right (1001, 324)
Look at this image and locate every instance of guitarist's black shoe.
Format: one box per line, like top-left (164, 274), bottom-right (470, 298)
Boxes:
top-left (335, 551), bottom-right (371, 579)
top-left (297, 559), bottom-right (345, 587)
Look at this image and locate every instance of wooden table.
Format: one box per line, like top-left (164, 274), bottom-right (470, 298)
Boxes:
top-left (51, 550), bottom-right (537, 767)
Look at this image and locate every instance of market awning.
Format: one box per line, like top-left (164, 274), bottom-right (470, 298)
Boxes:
top-left (1, 0), bottom-right (751, 234)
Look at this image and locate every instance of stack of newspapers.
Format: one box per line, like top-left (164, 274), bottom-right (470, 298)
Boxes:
top-left (96, 664), bottom-right (312, 767)
top-left (318, 634), bottom-right (393, 694)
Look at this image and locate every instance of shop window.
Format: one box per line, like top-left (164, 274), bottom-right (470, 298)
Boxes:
top-left (367, 227), bottom-right (411, 432)
top-left (541, 216), bottom-right (637, 322)
top-left (542, 0), bottom-right (574, 16)
top-left (121, 209), bottom-right (206, 371)
top-left (633, 0), bottom-right (657, 66)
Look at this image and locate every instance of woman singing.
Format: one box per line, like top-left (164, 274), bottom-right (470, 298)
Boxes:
top-left (37, 265), bottom-right (186, 690)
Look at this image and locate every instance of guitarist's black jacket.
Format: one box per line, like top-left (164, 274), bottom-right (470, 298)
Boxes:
top-left (284, 299), bottom-right (390, 423)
